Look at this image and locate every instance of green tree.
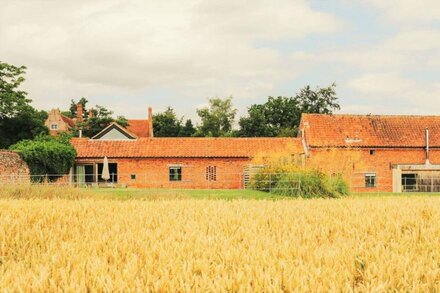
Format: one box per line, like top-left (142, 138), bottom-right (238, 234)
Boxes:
top-left (179, 119), bottom-right (196, 137)
top-left (10, 134), bottom-right (76, 179)
top-left (296, 83), bottom-right (339, 114)
top-left (79, 105), bottom-right (128, 137)
top-left (153, 107), bottom-right (182, 137)
top-left (238, 83), bottom-right (340, 137)
top-left (0, 61), bottom-right (48, 148)
top-left (68, 97), bottom-right (88, 119)
top-left (196, 97), bottom-right (237, 137)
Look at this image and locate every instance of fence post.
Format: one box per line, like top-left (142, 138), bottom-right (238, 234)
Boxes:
top-left (269, 173), bottom-right (272, 193)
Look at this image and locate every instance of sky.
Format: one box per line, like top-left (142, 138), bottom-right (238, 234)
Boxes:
top-left (1, 0), bottom-right (440, 121)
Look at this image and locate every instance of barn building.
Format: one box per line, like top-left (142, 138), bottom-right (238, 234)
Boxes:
top-left (70, 135), bottom-right (302, 189)
top-left (64, 108), bottom-right (440, 192)
top-left (300, 114), bottom-right (440, 192)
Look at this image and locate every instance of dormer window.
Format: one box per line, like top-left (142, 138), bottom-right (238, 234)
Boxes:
top-left (51, 124), bottom-right (58, 130)
top-left (345, 136), bottom-right (362, 144)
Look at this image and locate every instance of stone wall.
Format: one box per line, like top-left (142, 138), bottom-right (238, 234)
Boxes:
top-left (0, 150), bottom-right (30, 184)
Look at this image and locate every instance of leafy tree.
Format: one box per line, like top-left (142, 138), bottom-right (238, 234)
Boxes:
top-left (10, 134), bottom-right (76, 178)
top-left (0, 62), bottom-right (30, 118)
top-left (0, 109), bottom-right (48, 148)
top-left (238, 83), bottom-right (340, 137)
top-left (153, 107), bottom-right (182, 137)
top-left (79, 105), bottom-right (128, 137)
top-left (179, 119), bottom-right (196, 137)
top-left (237, 104), bottom-right (276, 137)
top-left (196, 97), bottom-right (237, 137)
top-left (0, 61), bottom-right (48, 148)
top-left (296, 83), bottom-right (339, 114)
top-left (68, 97), bottom-right (88, 119)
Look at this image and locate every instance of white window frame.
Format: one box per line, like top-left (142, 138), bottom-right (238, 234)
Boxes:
top-left (365, 173), bottom-right (377, 188)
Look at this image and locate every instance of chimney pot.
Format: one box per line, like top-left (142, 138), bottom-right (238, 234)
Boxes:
top-left (148, 106), bottom-right (153, 137)
top-left (76, 103), bottom-right (84, 122)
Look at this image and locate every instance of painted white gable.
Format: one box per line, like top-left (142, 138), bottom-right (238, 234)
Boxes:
top-left (91, 123), bottom-right (137, 140)
top-left (97, 128), bottom-right (134, 140)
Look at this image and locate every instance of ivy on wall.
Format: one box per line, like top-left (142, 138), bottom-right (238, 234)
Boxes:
top-left (9, 133), bottom-right (76, 177)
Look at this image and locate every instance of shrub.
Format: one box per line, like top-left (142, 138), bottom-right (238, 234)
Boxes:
top-left (9, 134), bottom-right (76, 180)
top-left (251, 168), bottom-right (349, 198)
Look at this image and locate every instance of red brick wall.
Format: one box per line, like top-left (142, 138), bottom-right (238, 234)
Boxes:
top-left (308, 148), bottom-right (440, 192)
top-left (111, 157), bottom-right (250, 189)
top-left (0, 151), bottom-right (30, 184)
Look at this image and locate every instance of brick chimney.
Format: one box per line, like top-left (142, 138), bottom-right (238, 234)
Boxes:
top-left (76, 103), bottom-right (84, 122)
top-left (88, 108), bottom-right (94, 118)
top-left (148, 107), bottom-right (154, 137)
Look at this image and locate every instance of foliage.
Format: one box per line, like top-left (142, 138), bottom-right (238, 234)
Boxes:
top-left (196, 96), bottom-right (237, 137)
top-left (0, 109), bottom-right (49, 148)
top-left (0, 61), bottom-right (30, 119)
top-left (238, 83), bottom-right (340, 137)
top-left (9, 134), bottom-right (76, 178)
top-left (249, 148), bottom-right (349, 198)
top-left (78, 105), bottom-right (128, 138)
top-left (68, 97), bottom-right (88, 119)
top-left (179, 119), bottom-right (196, 137)
top-left (153, 107), bottom-right (183, 137)
top-left (251, 167), bottom-right (348, 198)
top-left (0, 61), bottom-right (49, 148)
top-left (152, 107), bottom-right (196, 137)
top-left (273, 171), bottom-right (348, 198)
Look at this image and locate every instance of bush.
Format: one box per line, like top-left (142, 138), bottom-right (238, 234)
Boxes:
top-left (9, 134), bottom-right (76, 180)
top-left (251, 168), bottom-right (349, 198)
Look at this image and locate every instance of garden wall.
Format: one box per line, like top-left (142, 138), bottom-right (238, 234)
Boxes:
top-left (0, 150), bottom-right (30, 184)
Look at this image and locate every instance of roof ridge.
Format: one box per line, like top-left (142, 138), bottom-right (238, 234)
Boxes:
top-left (303, 113), bottom-right (440, 118)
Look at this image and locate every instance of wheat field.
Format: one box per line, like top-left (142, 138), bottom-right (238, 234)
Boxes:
top-left (1, 188), bottom-right (440, 291)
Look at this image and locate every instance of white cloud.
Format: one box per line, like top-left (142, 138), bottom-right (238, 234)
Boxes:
top-left (310, 29), bottom-right (440, 71)
top-left (347, 72), bottom-right (440, 114)
top-left (0, 0), bottom-right (343, 114)
top-left (365, 0), bottom-right (440, 24)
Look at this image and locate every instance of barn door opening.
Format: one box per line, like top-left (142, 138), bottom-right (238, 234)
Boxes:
top-left (402, 173), bottom-right (417, 192)
top-left (97, 163), bottom-right (118, 183)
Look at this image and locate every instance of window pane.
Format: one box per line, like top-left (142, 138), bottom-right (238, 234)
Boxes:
top-left (365, 173), bottom-right (376, 187)
top-left (169, 167), bottom-right (182, 181)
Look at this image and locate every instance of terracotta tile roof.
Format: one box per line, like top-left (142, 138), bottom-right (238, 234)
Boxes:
top-left (61, 115), bottom-right (76, 128)
top-left (301, 114), bottom-right (440, 148)
top-left (71, 137), bottom-right (303, 158)
top-left (127, 120), bottom-right (151, 137)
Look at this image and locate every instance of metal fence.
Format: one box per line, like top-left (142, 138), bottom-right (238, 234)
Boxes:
top-left (0, 172), bottom-right (304, 193)
top-left (4, 171), bottom-right (440, 194)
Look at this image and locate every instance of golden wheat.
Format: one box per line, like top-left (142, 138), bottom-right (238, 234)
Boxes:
top-left (0, 193), bottom-right (440, 291)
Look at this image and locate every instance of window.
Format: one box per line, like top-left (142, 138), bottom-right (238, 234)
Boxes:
top-left (169, 166), bottom-right (182, 181)
top-left (402, 173), bottom-right (417, 192)
top-left (130, 174), bottom-right (136, 180)
top-left (365, 173), bottom-right (376, 188)
top-left (205, 166), bottom-right (217, 181)
top-left (370, 149), bottom-right (375, 155)
top-left (51, 123), bottom-right (58, 130)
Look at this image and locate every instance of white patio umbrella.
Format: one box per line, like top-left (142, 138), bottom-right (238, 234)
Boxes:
top-left (101, 156), bottom-right (110, 182)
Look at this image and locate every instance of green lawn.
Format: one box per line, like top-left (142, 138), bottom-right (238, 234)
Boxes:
top-left (79, 187), bottom-right (440, 200)
top-left (91, 188), bottom-right (290, 200)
